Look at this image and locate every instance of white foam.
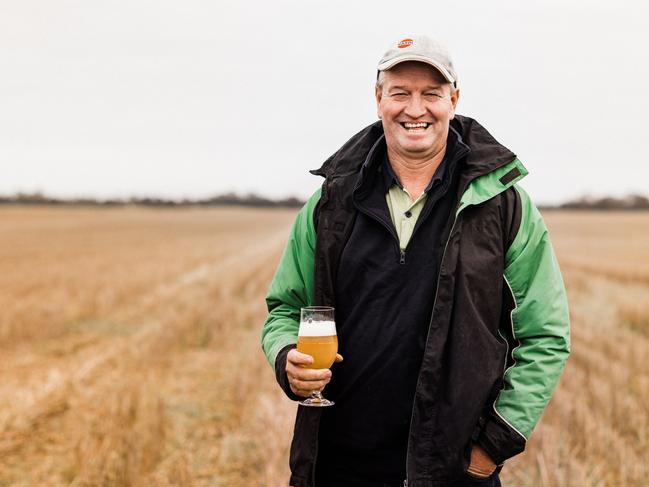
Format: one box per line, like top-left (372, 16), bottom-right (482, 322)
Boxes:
top-left (298, 320), bottom-right (336, 337)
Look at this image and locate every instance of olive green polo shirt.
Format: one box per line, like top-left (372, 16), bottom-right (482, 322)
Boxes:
top-left (383, 154), bottom-right (448, 250)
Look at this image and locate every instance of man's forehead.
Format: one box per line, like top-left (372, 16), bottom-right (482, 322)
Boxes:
top-left (386, 82), bottom-right (447, 91)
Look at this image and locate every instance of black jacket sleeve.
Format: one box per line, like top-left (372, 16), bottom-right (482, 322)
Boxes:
top-left (476, 413), bottom-right (527, 465)
top-left (274, 343), bottom-right (302, 401)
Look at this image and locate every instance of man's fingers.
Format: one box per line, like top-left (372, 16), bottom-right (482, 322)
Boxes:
top-left (286, 348), bottom-right (314, 365)
top-left (334, 353), bottom-right (344, 362)
top-left (287, 365), bottom-right (331, 381)
top-left (286, 348), bottom-right (338, 398)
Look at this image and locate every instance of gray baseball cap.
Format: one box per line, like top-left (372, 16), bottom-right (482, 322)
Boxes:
top-left (377, 35), bottom-right (458, 87)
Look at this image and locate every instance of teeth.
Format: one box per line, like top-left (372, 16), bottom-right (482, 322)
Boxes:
top-left (403, 122), bottom-right (428, 129)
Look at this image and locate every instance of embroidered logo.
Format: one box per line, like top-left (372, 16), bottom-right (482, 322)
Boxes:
top-left (397, 38), bottom-right (414, 49)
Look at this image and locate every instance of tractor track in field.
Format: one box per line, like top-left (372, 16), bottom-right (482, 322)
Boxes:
top-left (0, 230), bottom-right (288, 469)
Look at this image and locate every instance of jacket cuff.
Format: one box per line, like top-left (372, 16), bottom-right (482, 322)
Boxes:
top-left (275, 343), bottom-right (302, 401)
top-left (476, 411), bottom-right (527, 465)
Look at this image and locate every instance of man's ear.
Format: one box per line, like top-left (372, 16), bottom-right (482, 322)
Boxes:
top-left (375, 85), bottom-right (383, 119)
top-left (450, 88), bottom-right (460, 119)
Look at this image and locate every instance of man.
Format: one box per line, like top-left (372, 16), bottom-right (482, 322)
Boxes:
top-left (262, 35), bottom-right (570, 487)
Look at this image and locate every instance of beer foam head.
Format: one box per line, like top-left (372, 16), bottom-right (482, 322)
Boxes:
top-left (298, 320), bottom-right (336, 337)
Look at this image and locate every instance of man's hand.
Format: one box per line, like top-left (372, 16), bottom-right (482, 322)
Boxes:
top-left (285, 349), bottom-right (343, 398)
top-left (466, 444), bottom-right (496, 479)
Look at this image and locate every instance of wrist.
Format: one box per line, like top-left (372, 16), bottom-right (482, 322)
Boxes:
top-left (275, 344), bottom-right (301, 401)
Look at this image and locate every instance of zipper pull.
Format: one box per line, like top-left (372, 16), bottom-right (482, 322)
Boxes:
top-left (400, 249), bottom-right (406, 265)
top-left (403, 480), bottom-right (408, 487)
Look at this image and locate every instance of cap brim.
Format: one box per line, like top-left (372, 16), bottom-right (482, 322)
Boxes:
top-left (377, 54), bottom-right (454, 83)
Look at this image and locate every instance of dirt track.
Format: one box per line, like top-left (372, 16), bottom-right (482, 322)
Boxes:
top-left (0, 207), bottom-right (297, 486)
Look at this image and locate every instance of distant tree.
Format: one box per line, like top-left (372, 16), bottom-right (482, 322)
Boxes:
top-left (0, 191), bottom-right (304, 208)
top-left (557, 194), bottom-right (649, 210)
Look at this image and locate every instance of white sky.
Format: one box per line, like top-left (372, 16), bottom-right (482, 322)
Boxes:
top-left (1, 0), bottom-right (647, 204)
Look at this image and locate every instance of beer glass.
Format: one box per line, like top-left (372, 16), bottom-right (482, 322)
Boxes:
top-left (297, 306), bottom-right (337, 407)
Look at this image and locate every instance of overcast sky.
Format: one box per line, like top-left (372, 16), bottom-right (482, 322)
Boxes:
top-left (1, 0), bottom-right (647, 204)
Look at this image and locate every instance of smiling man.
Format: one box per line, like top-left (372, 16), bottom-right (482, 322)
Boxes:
top-left (262, 35), bottom-right (570, 487)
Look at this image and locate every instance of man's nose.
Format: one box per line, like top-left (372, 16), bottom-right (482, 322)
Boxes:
top-left (404, 95), bottom-right (427, 118)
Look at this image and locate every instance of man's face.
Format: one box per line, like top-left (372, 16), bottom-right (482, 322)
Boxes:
top-left (375, 61), bottom-right (459, 161)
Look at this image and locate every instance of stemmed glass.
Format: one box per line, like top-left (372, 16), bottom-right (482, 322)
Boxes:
top-left (297, 306), bottom-right (338, 407)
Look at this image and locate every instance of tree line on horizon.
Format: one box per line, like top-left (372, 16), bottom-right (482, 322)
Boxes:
top-left (542, 194), bottom-right (649, 210)
top-left (1, 191), bottom-right (649, 210)
top-left (0, 191), bottom-right (304, 208)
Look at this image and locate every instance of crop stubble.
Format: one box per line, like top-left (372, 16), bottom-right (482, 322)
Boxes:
top-left (0, 207), bottom-right (647, 486)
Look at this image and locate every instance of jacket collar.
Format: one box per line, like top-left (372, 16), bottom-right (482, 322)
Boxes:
top-left (311, 115), bottom-right (520, 186)
top-left (381, 125), bottom-right (466, 194)
top-left (353, 126), bottom-right (469, 201)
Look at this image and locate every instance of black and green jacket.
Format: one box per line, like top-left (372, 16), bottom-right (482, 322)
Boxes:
top-left (262, 115), bottom-right (570, 486)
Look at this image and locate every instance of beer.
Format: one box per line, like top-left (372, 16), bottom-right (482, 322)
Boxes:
top-left (297, 321), bottom-right (338, 369)
top-left (298, 307), bottom-right (337, 407)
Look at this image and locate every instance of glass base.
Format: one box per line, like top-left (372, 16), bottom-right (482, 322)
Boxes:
top-left (299, 397), bottom-right (335, 407)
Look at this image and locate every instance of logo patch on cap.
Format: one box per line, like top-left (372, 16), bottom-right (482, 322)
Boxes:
top-left (397, 38), bottom-right (413, 49)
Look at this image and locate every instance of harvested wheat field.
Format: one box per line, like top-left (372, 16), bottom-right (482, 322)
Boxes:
top-left (0, 206), bottom-right (647, 487)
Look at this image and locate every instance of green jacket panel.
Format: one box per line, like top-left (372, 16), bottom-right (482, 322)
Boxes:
top-left (496, 184), bottom-right (571, 439)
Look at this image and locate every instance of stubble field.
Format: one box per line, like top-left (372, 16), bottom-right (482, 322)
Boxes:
top-left (0, 206), bottom-right (647, 486)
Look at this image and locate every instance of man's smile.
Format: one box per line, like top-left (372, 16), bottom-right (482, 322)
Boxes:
top-left (399, 121), bottom-right (430, 132)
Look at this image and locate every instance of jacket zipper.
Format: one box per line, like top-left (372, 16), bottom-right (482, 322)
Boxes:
top-left (392, 160), bottom-right (460, 269)
top-left (356, 206), bottom-right (406, 265)
top-left (352, 134), bottom-right (465, 269)
top-left (403, 201), bottom-right (466, 486)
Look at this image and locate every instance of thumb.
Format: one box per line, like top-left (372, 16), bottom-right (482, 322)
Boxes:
top-left (334, 353), bottom-right (344, 362)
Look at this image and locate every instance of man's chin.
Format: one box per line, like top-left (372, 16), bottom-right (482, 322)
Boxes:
top-left (397, 142), bottom-right (436, 155)
top-left (397, 134), bottom-right (434, 147)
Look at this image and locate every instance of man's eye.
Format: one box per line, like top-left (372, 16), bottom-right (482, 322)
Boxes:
top-left (424, 92), bottom-right (443, 99)
top-left (391, 93), bottom-right (408, 98)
